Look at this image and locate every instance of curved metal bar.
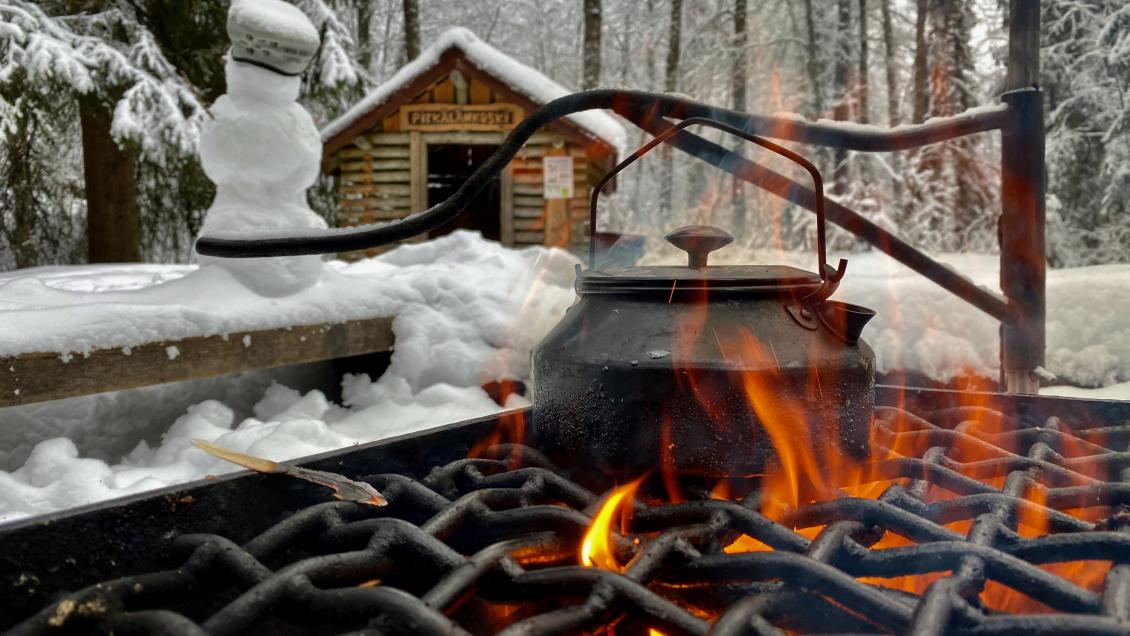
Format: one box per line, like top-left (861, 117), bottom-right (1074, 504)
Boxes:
top-left (624, 110), bottom-right (1018, 325)
top-left (587, 117), bottom-right (833, 287)
top-left (195, 90), bottom-right (1012, 258)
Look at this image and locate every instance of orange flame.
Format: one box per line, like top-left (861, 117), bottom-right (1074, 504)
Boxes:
top-left (581, 478), bottom-right (644, 572)
top-left (468, 409), bottom-right (526, 458)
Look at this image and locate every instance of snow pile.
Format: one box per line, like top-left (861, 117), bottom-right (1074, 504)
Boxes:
top-left (0, 363), bottom-right (332, 472)
top-left (0, 232), bottom-right (578, 523)
top-left (321, 27), bottom-right (627, 155)
top-left (832, 256), bottom-right (1130, 387)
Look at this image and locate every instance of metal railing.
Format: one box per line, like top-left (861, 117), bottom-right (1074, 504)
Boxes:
top-left (197, 6), bottom-right (1045, 393)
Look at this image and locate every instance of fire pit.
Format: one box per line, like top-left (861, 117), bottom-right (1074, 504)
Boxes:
top-left (4, 388), bottom-right (1130, 635)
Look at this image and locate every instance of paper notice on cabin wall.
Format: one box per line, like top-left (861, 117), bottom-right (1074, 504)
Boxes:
top-left (543, 156), bottom-right (574, 199)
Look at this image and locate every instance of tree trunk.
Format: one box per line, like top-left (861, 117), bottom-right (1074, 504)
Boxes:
top-left (582, 0), bottom-right (602, 89)
top-left (80, 97), bottom-right (141, 263)
top-left (857, 0), bottom-right (869, 123)
top-left (802, 0), bottom-right (824, 116)
top-left (664, 0), bottom-right (683, 93)
top-left (5, 108), bottom-right (39, 268)
top-left (880, 0), bottom-right (902, 202)
top-left (881, 0), bottom-right (898, 125)
top-left (402, 0), bottom-right (420, 61)
top-left (731, 0), bottom-right (748, 233)
top-left (731, 0), bottom-right (747, 113)
top-left (357, 1), bottom-right (374, 72)
top-left (912, 0), bottom-right (929, 123)
top-left (660, 0), bottom-right (683, 216)
top-left (832, 0), bottom-right (851, 194)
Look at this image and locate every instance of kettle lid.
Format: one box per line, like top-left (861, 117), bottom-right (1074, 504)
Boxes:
top-left (577, 225), bottom-right (831, 296)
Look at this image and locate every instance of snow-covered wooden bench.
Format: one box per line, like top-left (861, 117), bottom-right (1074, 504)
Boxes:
top-left (0, 317), bottom-right (393, 408)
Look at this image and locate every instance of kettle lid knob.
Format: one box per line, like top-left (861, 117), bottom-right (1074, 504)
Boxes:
top-left (665, 225), bottom-right (734, 268)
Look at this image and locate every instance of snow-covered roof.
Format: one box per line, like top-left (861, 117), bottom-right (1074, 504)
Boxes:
top-left (321, 27), bottom-right (626, 154)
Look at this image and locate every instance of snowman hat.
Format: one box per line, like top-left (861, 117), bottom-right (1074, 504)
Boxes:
top-left (227, 0), bottom-right (320, 76)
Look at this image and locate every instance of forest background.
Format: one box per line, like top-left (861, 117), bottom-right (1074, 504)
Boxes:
top-left (1, 0), bottom-right (1128, 270)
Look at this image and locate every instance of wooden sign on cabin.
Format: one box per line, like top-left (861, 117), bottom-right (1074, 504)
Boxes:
top-left (319, 27), bottom-right (624, 260)
top-left (400, 103), bottom-right (524, 132)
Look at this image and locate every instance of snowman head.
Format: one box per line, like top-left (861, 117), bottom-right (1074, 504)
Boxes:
top-left (227, 0), bottom-right (319, 77)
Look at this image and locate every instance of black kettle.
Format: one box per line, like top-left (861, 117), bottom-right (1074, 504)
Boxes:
top-left (530, 118), bottom-right (876, 478)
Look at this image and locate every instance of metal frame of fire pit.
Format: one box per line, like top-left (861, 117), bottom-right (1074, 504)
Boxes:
top-left (4, 387), bottom-right (1129, 635)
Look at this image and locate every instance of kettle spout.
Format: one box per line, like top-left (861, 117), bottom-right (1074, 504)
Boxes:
top-left (819, 301), bottom-right (875, 345)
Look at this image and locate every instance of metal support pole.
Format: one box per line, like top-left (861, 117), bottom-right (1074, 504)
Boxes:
top-left (1000, 0), bottom-right (1045, 394)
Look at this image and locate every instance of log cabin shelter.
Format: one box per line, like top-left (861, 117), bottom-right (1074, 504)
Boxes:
top-left (321, 28), bottom-right (626, 258)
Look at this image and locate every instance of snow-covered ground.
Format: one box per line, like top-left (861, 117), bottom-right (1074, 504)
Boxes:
top-left (0, 232), bottom-right (1127, 523)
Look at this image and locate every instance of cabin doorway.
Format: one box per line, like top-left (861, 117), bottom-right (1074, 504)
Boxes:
top-left (426, 144), bottom-right (501, 241)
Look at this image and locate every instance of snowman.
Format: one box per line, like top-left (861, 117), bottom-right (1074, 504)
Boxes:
top-left (195, 0), bottom-right (327, 296)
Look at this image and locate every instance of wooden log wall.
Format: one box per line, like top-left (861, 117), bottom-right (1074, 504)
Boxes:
top-left (331, 72), bottom-right (603, 258)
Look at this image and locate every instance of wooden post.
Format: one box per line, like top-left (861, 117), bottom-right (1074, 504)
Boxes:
top-left (409, 131), bottom-right (427, 214)
top-left (999, 0), bottom-right (1044, 394)
top-left (500, 161), bottom-right (515, 246)
top-left (543, 145), bottom-right (570, 247)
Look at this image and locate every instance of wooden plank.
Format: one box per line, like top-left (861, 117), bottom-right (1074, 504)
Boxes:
top-left (382, 113), bottom-right (400, 133)
top-left (513, 217), bottom-right (545, 231)
top-left (0, 317), bottom-right (395, 408)
top-left (409, 131), bottom-right (427, 213)
top-left (469, 77), bottom-right (491, 104)
top-left (340, 171), bottom-right (412, 185)
top-left (341, 199), bottom-right (412, 213)
top-left (513, 183), bottom-right (543, 196)
top-left (367, 133), bottom-right (411, 145)
top-left (514, 230), bottom-right (544, 244)
top-left (514, 206), bottom-right (544, 219)
top-left (340, 146), bottom-right (410, 159)
top-left (500, 162), bottom-right (515, 246)
top-left (422, 131), bottom-right (505, 145)
top-left (342, 206), bottom-right (409, 221)
top-left (432, 77), bottom-right (455, 103)
top-left (371, 209), bottom-right (410, 220)
top-left (514, 146), bottom-right (587, 159)
top-left (543, 146), bottom-right (571, 247)
top-left (342, 184), bottom-right (412, 196)
top-left (400, 103), bottom-right (524, 132)
top-left (513, 173), bottom-right (543, 185)
top-left (544, 198), bottom-right (569, 247)
top-left (514, 195), bottom-right (544, 208)
top-left (340, 159), bottom-right (411, 172)
top-left (510, 159), bottom-right (545, 171)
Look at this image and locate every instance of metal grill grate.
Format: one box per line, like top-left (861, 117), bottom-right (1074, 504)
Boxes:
top-left (10, 404), bottom-right (1130, 635)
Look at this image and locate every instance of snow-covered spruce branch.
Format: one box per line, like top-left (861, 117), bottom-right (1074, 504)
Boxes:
top-left (0, 1), bottom-right (206, 163)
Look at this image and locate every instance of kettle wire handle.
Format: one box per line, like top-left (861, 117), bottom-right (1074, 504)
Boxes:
top-left (588, 116), bottom-right (844, 297)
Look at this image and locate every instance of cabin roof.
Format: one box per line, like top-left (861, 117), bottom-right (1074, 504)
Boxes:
top-left (321, 27), bottom-right (626, 157)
